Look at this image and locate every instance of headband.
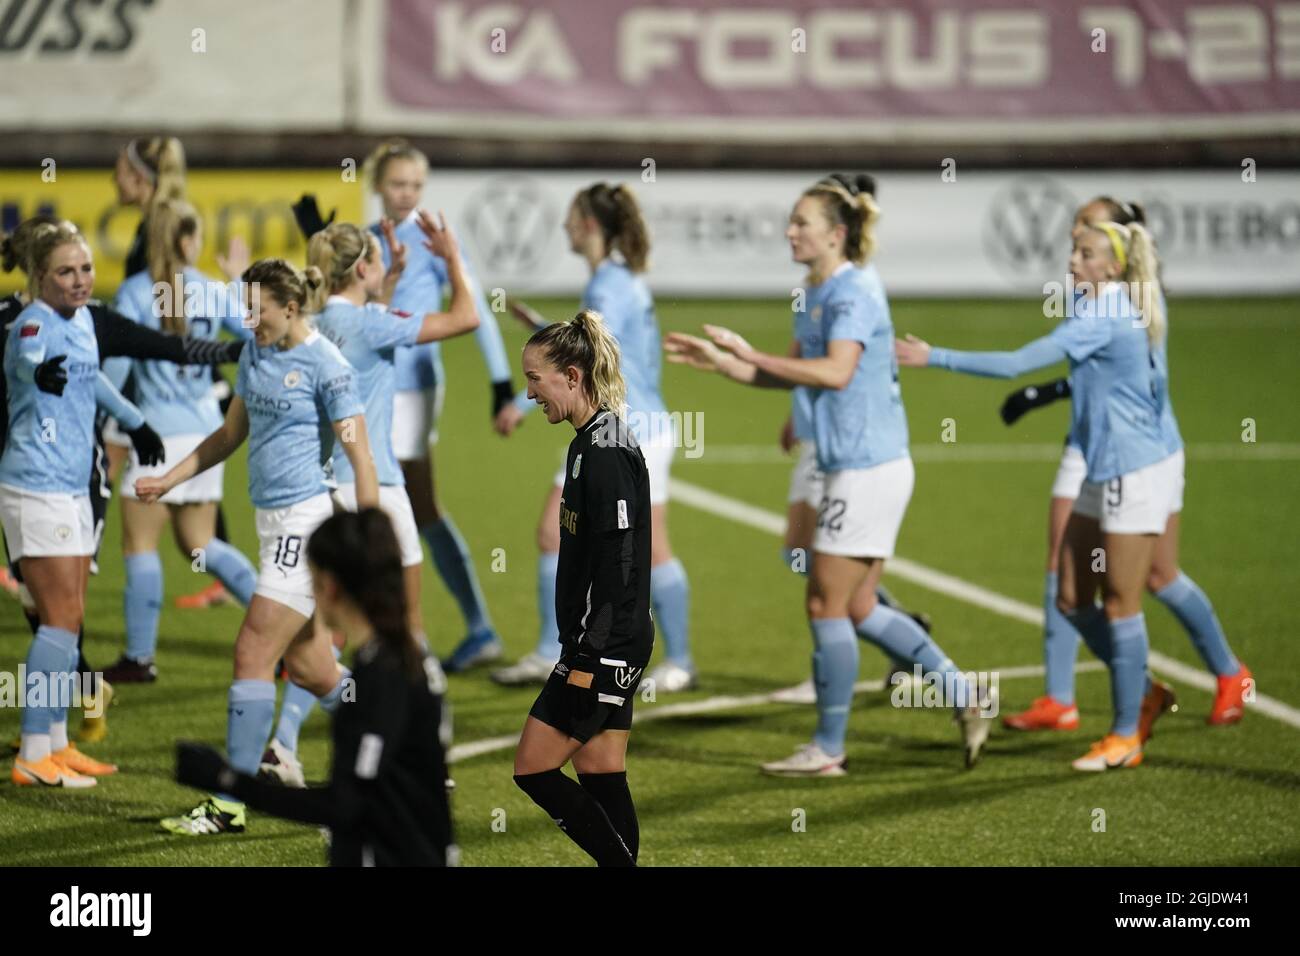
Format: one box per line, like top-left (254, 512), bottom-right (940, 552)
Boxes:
top-left (1093, 222), bottom-right (1128, 272)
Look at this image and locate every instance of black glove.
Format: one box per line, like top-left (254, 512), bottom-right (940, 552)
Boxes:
top-left (176, 741), bottom-right (235, 793)
top-left (1000, 378), bottom-right (1072, 426)
top-left (492, 379), bottom-right (515, 418)
top-left (127, 422), bottom-right (166, 467)
top-left (34, 354), bottom-right (68, 396)
top-left (291, 194), bottom-right (336, 241)
top-left (220, 340), bottom-right (245, 364)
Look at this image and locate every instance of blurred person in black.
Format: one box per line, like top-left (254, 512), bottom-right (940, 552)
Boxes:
top-left (175, 508), bottom-right (455, 866)
top-left (511, 310), bottom-right (654, 867)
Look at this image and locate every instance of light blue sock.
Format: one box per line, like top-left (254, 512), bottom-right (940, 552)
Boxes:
top-left (1155, 572), bottom-right (1239, 677)
top-left (855, 603), bottom-right (972, 707)
top-left (124, 551), bottom-right (164, 662)
top-left (275, 646), bottom-right (342, 750)
top-left (422, 516), bottom-right (493, 636)
top-left (21, 625), bottom-right (79, 736)
top-left (274, 682), bottom-right (318, 753)
top-left (651, 558), bottom-right (692, 669)
top-left (1109, 614), bottom-right (1150, 737)
top-left (1043, 571), bottom-right (1080, 704)
top-left (227, 679), bottom-right (277, 776)
top-left (811, 618), bottom-right (859, 757)
top-left (317, 664), bottom-right (353, 714)
top-left (203, 537), bottom-right (257, 606)
top-left (533, 551), bottom-right (561, 659)
top-left (1067, 604), bottom-right (1113, 666)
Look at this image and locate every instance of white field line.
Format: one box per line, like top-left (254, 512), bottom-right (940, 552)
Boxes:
top-left (446, 661), bottom-right (1108, 764)
top-left (669, 477), bottom-right (1300, 730)
top-left (681, 443), bottom-right (1300, 465)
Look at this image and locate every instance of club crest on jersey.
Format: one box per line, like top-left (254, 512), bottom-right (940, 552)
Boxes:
top-left (810, 305), bottom-right (822, 323)
top-left (283, 369), bottom-right (302, 389)
top-left (571, 454), bottom-right (582, 479)
top-left (614, 666), bottom-right (642, 690)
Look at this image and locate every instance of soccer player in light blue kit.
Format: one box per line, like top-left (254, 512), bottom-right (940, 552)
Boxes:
top-left (666, 180), bottom-right (994, 775)
top-left (1001, 196), bottom-right (1251, 734)
top-left (256, 214), bottom-right (479, 786)
top-left (771, 173), bottom-right (933, 706)
top-left (139, 258), bottom-right (379, 833)
top-left (897, 219), bottom-right (1182, 771)
top-left (3, 223), bottom-right (160, 787)
top-left (491, 183), bottom-right (695, 693)
top-left (362, 140), bottom-right (514, 671)
top-left (102, 199), bottom-right (258, 680)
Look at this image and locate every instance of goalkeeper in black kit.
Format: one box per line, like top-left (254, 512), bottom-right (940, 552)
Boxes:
top-left (511, 310), bottom-right (654, 868)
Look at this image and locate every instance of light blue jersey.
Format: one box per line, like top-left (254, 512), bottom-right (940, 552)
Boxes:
top-left (930, 284), bottom-right (1167, 482)
top-left (106, 268), bottom-right (249, 437)
top-left (236, 331), bottom-right (364, 510)
top-left (1066, 289), bottom-right (1182, 457)
top-left (372, 212), bottom-right (509, 393)
top-left (796, 262), bottom-right (909, 473)
top-left (314, 296), bottom-right (421, 486)
top-left (0, 301), bottom-right (101, 494)
top-left (583, 257), bottom-right (671, 445)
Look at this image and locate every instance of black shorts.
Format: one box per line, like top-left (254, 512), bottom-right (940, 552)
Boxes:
top-left (528, 653), bottom-right (645, 744)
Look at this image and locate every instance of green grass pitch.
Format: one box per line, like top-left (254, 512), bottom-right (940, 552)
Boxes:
top-left (1, 295), bottom-right (1297, 866)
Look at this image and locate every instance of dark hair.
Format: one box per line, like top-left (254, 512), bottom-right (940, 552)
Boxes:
top-left (1090, 195), bottom-right (1145, 226)
top-left (307, 509), bottom-right (421, 677)
top-left (820, 172), bottom-right (877, 199)
top-left (574, 182), bottom-right (650, 272)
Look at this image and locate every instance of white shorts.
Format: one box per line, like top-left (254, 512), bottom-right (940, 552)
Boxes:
top-left (102, 416), bottom-right (131, 449)
top-left (786, 441), bottom-right (826, 508)
top-left (254, 492), bottom-right (335, 618)
top-left (1073, 450), bottom-right (1184, 535)
top-left (120, 433), bottom-right (224, 504)
top-left (812, 456), bottom-right (915, 559)
top-left (552, 435), bottom-right (675, 506)
top-left (0, 485), bottom-right (95, 560)
top-left (1051, 444), bottom-right (1087, 500)
top-left (331, 482), bottom-right (424, 567)
top-left (392, 385), bottom-right (447, 460)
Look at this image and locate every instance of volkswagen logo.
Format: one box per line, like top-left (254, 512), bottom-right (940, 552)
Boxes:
top-left (462, 176), bottom-right (558, 279)
top-left (982, 176), bottom-right (1078, 287)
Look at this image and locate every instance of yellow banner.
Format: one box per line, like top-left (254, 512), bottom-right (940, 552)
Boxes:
top-left (0, 169), bottom-right (365, 296)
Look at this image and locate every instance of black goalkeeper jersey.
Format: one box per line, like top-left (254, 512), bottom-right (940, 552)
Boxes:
top-left (555, 409), bottom-right (654, 667)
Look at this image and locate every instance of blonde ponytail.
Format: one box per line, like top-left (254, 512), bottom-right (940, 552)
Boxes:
top-left (574, 183), bottom-right (651, 273)
top-left (526, 308), bottom-right (627, 416)
top-left (126, 137), bottom-right (187, 219)
top-left (1124, 223), bottom-right (1165, 346)
top-left (1087, 221), bottom-right (1165, 346)
top-left (307, 223), bottom-right (374, 301)
top-left (147, 199), bottom-right (199, 335)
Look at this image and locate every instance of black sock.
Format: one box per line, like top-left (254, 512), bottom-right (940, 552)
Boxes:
top-left (214, 506), bottom-right (229, 544)
top-left (578, 771), bottom-right (639, 863)
top-left (514, 769), bottom-right (635, 867)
